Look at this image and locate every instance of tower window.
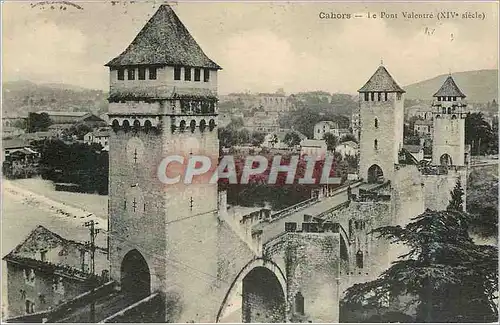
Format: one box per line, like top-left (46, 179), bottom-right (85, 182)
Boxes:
top-left (396, 93), bottom-right (402, 100)
top-left (117, 69), bottom-right (125, 80)
top-left (384, 92), bottom-right (388, 101)
top-left (377, 92), bottom-right (381, 101)
top-left (374, 139), bottom-right (378, 150)
top-left (356, 250), bottom-right (364, 269)
top-left (174, 66), bottom-right (181, 80)
top-left (127, 68), bottom-right (135, 80)
top-left (203, 68), bottom-right (210, 82)
top-left (149, 67), bottom-right (157, 80)
top-left (184, 67), bottom-right (191, 81)
top-left (364, 93), bottom-right (369, 101)
top-left (438, 97), bottom-right (441, 101)
top-left (138, 67), bottom-right (146, 80)
top-left (194, 68), bottom-right (201, 81)
top-left (40, 250), bottom-right (47, 262)
top-left (295, 292), bottom-right (305, 315)
top-left (370, 92), bottom-right (375, 101)
top-left (374, 118), bottom-right (378, 128)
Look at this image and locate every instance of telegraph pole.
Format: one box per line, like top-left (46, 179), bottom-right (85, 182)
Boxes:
top-left (84, 220), bottom-right (99, 323)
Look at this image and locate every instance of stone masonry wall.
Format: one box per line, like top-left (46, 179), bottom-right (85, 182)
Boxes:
top-left (264, 232), bottom-right (341, 323)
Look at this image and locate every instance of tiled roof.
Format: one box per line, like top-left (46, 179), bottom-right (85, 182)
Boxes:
top-left (433, 75), bottom-right (466, 98)
top-left (3, 138), bottom-right (29, 149)
top-left (358, 65), bottom-right (405, 93)
top-left (403, 144), bottom-right (423, 153)
top-left (3, 225), bottom-right (106, 279)
top-left (414, 119), bottom-right (433, 125)
top-left (106, 4), bottom-right (221, 69)
top-left (301, 139), bottom-right (326, 148)
top-left (38, 111), bottom-right (90, 117)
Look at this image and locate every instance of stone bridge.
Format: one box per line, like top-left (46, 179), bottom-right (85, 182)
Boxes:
top-left (215, 181), bottom-right (371, 323)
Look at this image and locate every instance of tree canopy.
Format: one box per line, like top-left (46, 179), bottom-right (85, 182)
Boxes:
top-left (341, 206), bottom-right (498, 323)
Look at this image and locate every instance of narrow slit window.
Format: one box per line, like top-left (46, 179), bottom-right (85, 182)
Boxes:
top-left (184, 67), bottom-right (191, 81)
top-left (174, 67), bottom-right (181, 80)
top-left (370, 92), bottom-right (375, 101)
top-left (384, 92), bottom-right (388, 101)
top-left (117, 69), bottom-right (125, 80)
top-left (138, 67), bottom-right (146, 80)
top-left (127, 68), bottom-right (135, 80)
top-left (203, 68), bottom-right (210, 82)
top-left (374, 139), bottom-right (378, 150)
top-left (377, 92), bottom-right (381, 101)
top-left (149, 67), bottom-right (157, 80)
top-left (194, 68), bottom-right (201, 81)
top-left (364, 93), bottom-right (369, 101)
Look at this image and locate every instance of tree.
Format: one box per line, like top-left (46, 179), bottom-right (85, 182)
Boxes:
top-left (284, 132), bottom-right (301, 147)
top-left (340, 134), bottom-right (357, 143)
top-left (250, 131), bottom-right (266, 146)
top-left (465, 113), bottom-right (494, 155)
top-left (68, 123), bottom-right (93, 140)
top-left (341, 208), bottom-right (498, 323)
top-left (447, 178), bottom-right (464, 212)
top-left (323, 132), bottom-right (338, 152)
top-left (27, 112), bottom-right (52, 132)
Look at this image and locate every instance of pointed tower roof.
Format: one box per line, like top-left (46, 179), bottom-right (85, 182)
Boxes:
top-left (433, 75), bottom-right (466, 98)
top-left (358, 65), bottom-right (405, 93)
top-left (105, 4), bottom-right (221, 69)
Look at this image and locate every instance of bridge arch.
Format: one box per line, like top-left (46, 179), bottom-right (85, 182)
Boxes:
top-left (216, 258), bottom-right (287, 323)
top-left (120, 249), bottom-right (151, 299)
top-left (440, 153), bottom-right (453, 167)
top-left (367, 164), bottom-right (383, 183)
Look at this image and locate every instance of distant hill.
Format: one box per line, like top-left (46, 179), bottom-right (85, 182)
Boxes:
top-left (404, 69), bottom-right (498, 103)
top-left (2, 81), bottom-right (108, 117)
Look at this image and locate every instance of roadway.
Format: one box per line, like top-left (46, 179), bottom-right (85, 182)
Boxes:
top-left (255, 186), bottom-right (357, 243)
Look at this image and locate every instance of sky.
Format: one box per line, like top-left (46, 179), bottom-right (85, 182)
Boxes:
top-left (2, 1), bottom-right (499, 94)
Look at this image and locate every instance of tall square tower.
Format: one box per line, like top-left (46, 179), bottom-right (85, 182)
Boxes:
top-left (105, 4), bottom-right (221, 319)
top-left (358, 65), bottom-right (405, 183)
top-left (431, 75), bottom-right (467, 166)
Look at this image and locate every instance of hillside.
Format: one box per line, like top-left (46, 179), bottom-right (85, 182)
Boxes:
top-left (404, 69), bottom-right (498, 103)
top-left (2, 81), bottom-right (108, 117)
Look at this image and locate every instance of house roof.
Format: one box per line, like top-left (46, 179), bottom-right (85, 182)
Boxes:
top-left (403, 144), bottom-right (423, 153)
top-left (3, 225), bottom-right (105, 280)
top-left (301, 139), bottom-right (326, 148)
top-left (3, 138), bottom-right (28, 149)
top-left (339, 141), bottom-right (359, 149)
top-left (315, 120), bottom-right (338, 129)
top-left (38, 111), bottom-right (90, 117)
top-left (414, 119), bottom-right (433, 125)
top-left (433, 75), bottom-right (466, 98)
top-left (358, 65), bottom-right (405, 93)
top-left (105, 4), bottom-right (221, 69)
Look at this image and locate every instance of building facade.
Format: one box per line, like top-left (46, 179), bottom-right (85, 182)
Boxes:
top-left (2, 226), bottom-right (108, 318)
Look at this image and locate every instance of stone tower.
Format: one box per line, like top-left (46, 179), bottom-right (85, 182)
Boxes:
top-left (105, 4), bottom-right (221, 321)
top-left (358, 65), bottom-right (405, 183)
top-left (431, 75), bottom-right (467, 166)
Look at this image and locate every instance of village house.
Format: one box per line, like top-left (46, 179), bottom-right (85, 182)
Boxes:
top-left (335, 141), bottom-right (359, 158)
top-left (313, 121), bottom-right (350, 140)
top-left (2, 225), bottom-right (109, 319)
top-left (2, 126), bottom-right (25, 139)
top-left (84, 129), bottom-right (110, 151)
top-left (2, 138), bottom-right (31, 163)
top-left (413, 119), bottom-right (433, 136)
top-left (38, 111), bottom-right (106, 129)
top-left (261, 129), bottom-right (307, 149)
top-left (300, 139), bottom-right (328, 158)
